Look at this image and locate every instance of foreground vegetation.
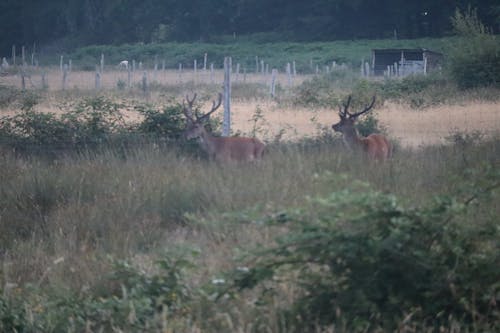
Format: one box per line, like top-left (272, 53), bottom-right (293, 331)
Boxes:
top-left (0, 112), bottom-right (499, 331)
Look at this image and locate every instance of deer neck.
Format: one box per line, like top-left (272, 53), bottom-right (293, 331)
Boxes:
top-left (197, 128), bottom-right (218, 155)
top-left (342, 127), bottom-right (363, 150)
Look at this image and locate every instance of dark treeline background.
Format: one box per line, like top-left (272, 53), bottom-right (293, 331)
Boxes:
top-left (0, 0), bottom-right (499, 55)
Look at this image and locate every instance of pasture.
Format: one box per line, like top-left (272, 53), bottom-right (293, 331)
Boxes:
top-left (0, 65), bottom-right (499, 332)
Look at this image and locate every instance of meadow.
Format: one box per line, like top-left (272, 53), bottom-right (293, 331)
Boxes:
top-left (0, 57), bottom-right (500, 332)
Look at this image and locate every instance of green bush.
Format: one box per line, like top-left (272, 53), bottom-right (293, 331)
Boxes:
top-left (447, 8), bottom-right (500, 89)
top-left (0, 253), bottom-right (195, 332)
top-left (134, 101), bottom-right (186, 139)
top-left (224, 168), bottom-right (500, 332)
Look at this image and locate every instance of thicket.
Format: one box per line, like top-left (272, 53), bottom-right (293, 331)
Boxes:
top-left (0, 95), bottom-right (189, 153)
top-left (447, 8), bottom-right (500, 89)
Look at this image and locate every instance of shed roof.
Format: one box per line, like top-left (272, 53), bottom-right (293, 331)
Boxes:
top-left (372, 48), bottom-right (443, 56)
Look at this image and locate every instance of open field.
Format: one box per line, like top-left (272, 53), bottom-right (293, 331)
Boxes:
top-left (2, 69), bottom-right (500, 148)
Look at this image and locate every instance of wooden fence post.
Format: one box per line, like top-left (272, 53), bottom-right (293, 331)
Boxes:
top-left (41, 72), bottom-right (48, 90)
top-left (142, 71), bottom-right (148, 96)
top-left (127, 65), bottom-right (131, 88)
top-left (21, 46), bottom-right (25, 66)
top-left (223, 57), bottom-right (231, 137)
top-left (62, 64), bottom-right (68, 90)
top-left (270, 68), bottom-right (277, 97)
top-left (210, 63), bottom-right (214, 84)
top-left (95, 66), bottom-right (101, 89)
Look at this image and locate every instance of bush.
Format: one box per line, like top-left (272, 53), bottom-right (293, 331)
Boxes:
top-left (447, 8), bottom-right (500, 89)
top-left (224, 168), bottom-right (500, 332)
top-left (0, 253), bottom-right (195, 332)
top-left (134, 100), bottom-right (186, 139)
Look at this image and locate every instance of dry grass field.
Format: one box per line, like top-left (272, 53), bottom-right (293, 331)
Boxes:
top-left (2, 68), bottom-right (500, 148)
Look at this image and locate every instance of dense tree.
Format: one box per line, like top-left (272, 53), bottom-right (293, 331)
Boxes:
top-left (0, 0), bottom-right (498, 55)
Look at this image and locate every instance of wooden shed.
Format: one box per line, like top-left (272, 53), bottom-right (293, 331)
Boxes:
top-left (371, 48), bottom-right (443, 76)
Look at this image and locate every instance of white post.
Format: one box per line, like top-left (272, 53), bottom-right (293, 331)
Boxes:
top-left (235, 63), bottom-right (240, 81)
top-left (364, 62), bottom-right (370, 77)
top-left (142, 71), bottom-right (148, 95)
top-left (62, 64), bottom-right (68, 90)
top-left (270, 68), bottom-right (277, 97)
top-left (286, 63), bottom-right (292, 86)
top-left (12, 45), bottom-right (16, 66)
top-left (210, 63), bottom-right (214, 84)
top-left (95, 68), bottom-right (101, 89)
top-left (203, 53), bottom-right (207, 71)
top-left (100, 53), bottom-right (104, 72)
top-left (127, 65), bottom-right (131, 88)
top-left (178, 63), bottom-right (183, 83)
top-left (60, 55), bottom-right (63, 72)
top-left (223, 57), bottom-right (231, 137)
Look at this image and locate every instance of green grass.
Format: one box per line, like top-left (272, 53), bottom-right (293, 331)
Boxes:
top-left (49, 37), bottom-right (458, 72)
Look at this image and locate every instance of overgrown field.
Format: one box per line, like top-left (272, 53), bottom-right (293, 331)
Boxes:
top-left (0, 126), bottom-right (499, 332)
top-left (1, 31), bottom-right (500, 330)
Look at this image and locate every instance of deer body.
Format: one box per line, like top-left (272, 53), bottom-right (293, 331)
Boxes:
top-left (332, 96), bottom-right (392, 161)
top-left (183, 93), bottom-right (265, 162)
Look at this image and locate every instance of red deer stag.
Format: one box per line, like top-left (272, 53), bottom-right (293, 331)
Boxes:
top-left (183, 93), bottom-right (265, 162)
top-left (332, 95), bottom-right (392, 160)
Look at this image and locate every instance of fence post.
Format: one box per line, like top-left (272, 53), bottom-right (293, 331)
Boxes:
top-left (21, 46), bottom-right (25, 66)
top-left (127, 65), bottom-right (131, 88)
top-left (270, 68), bottom-right (277, 97)
top-left (203, 53), bottom-right (207, 71)
top-left (364, 62), bottom-right (370, 77)
top-left (21, 70), bottom-right (26, 90)
top-left (95, 67), bottom-right (101, 89)
top-left (12, 45), bottom-right (16, 66)
top-left (60, 55), bottom-right (64, 72)
top-left (286, 63), bottom-right (292, 86)
top-left (178, 63), bottom-right (183, 83)
top-left (142, 71), bottom-right (148, 96)
top-left (223, 57), bottom-right (231, 137)
top-left (41, 72), bottom-right (48, 90)
top-left (62, 64), bottom-right (68, 90)
top-left (100, 54), bottom-right (104, 73)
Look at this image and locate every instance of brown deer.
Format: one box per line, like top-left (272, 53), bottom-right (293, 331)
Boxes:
top-left (182, 93), bottom-right (265, 162)
top-left (332, 95), bottom-right (392, 160)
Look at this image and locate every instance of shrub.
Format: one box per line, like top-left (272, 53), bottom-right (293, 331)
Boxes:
top-left (223, 168), bottom-right (500, 332)
top-left (0, 253), bottom-right (196, 332)
top-left (447, 8), bottom-right (500, 89)
top-left (134, 100), bottom-right (186, 139)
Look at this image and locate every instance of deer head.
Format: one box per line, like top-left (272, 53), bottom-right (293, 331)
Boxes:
top-left (332, 95), bottom-right (376, 134)
top-left (183, 93), bottom-right (222, 140)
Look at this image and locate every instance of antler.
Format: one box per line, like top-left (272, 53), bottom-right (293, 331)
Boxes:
top-left (346, 95), bottom-right (376, 118)
top-left (183, 93), bottom-right (222, 123)
top-left (198, 93), bottom-right (222, 122)
top-left (183, 93), bottom-right (197, 123)
top-left (338, 95), bottom-right (352, 118)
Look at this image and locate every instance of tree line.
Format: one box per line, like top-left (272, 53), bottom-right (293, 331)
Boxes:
top-left (0, 0), bottom-right (498, 55)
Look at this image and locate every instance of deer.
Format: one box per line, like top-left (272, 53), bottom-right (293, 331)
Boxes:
top-left (182, 93), bottom-right (265, 162)
top-left (332, 95), bottom-right (392, 160)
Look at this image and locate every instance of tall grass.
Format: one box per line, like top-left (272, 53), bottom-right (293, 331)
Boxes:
top-left (1, 132), bottom-right (499, 331)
